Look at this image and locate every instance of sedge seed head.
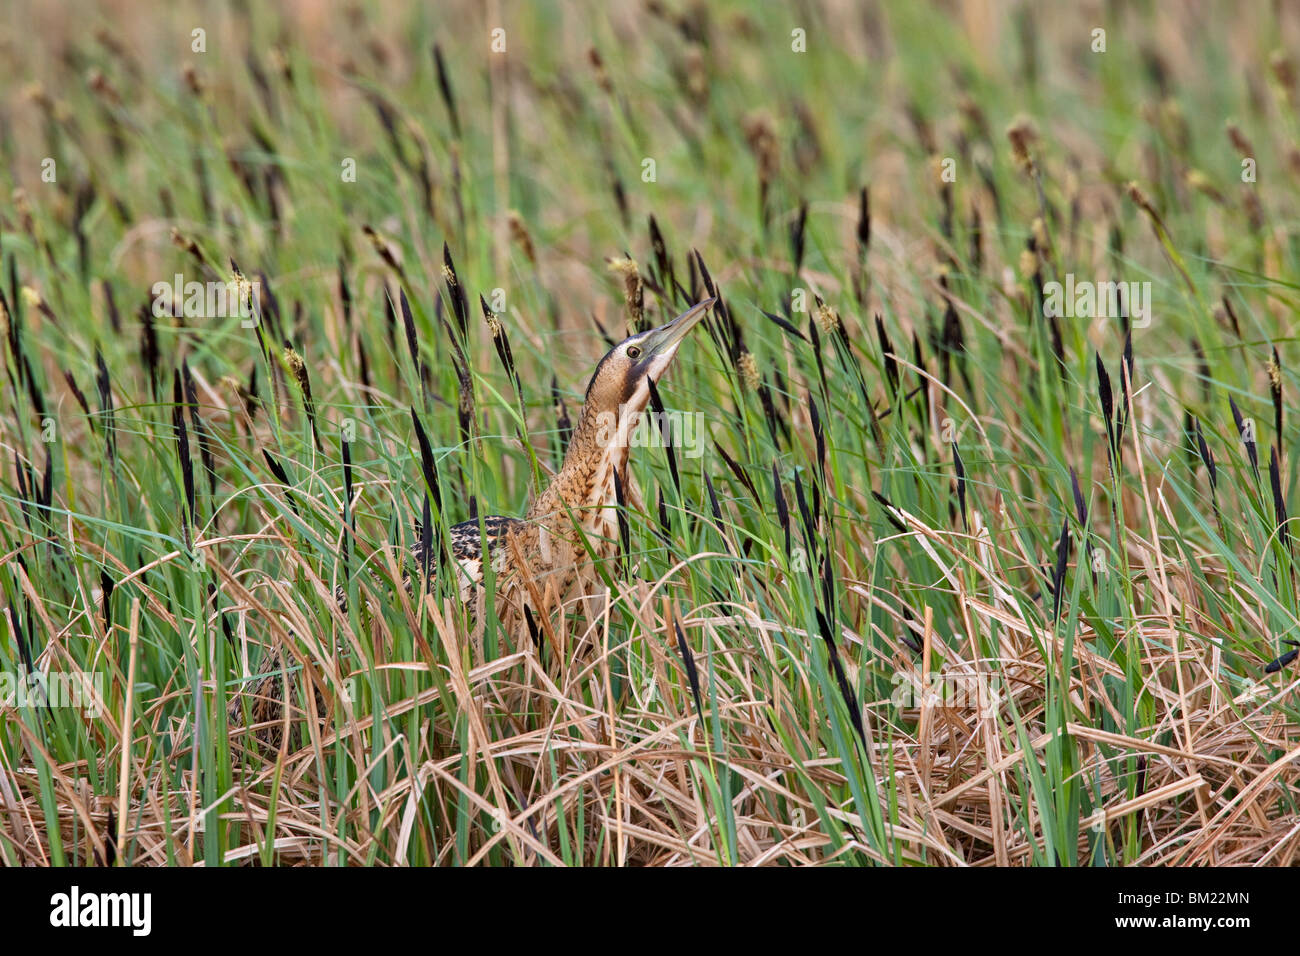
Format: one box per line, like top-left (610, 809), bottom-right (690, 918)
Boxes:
top-left (1031, 217), bottom-right (1048, 251)
top-left (738, 351), bottom-right (760, 391)
top-left (1018, 248), bottom-right (1038, 279)
top-left (1006, 116), bottom-right (1038, 169)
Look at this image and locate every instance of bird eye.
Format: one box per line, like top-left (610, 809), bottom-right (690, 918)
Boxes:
top-left (626, 345), bottom-right (641, 359)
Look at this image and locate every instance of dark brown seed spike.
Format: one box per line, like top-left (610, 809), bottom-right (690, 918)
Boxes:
top-left (760, 308), bottom-right (807, 342)
top-left (432, 43), bottom-right (462, 138)
top-left (1270, 445), bottom-right (1289, 552)
top-left (1230, 396), bottom-right (1259, 482)
top-left (1070, 466), bottom-right (1087, 528)
top-left (674, 618), bottom-right (703, 717)
top-left (1051, 518), bottom-right (1070, 621)
top-left (1270, 346), bottom-right (1283, 445)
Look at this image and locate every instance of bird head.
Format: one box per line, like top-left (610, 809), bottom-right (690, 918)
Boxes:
top-left (581, 297), bottom-right (716, 438)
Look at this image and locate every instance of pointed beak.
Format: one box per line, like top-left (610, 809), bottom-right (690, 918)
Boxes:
top-left (639, 297), bottom-right (716, 379)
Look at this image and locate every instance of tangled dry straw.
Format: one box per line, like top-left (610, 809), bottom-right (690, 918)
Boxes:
top-left (5, 430), bottom-right (1298, 866)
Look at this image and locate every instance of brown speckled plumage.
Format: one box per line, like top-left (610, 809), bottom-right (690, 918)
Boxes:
top-left (230, 298), bottom-right (715, 752)
top-left (234, 653), bottom-right (329, 752)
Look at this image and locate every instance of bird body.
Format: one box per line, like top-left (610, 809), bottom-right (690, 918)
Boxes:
top-left (233, 297), bottom-right (715, 750)
top-left (443, 297), bottom-right (714, 619)
top-left (447, 515), bottom-right (522, 600)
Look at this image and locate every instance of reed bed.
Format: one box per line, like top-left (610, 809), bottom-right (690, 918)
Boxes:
top-left (0, 0), bottom-right (1298, 865)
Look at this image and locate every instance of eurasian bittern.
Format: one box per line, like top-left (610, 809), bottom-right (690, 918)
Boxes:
top-left (445, 296), bottom-right (715, 612)
top-left (232, 296), bottom-right (716, 750)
